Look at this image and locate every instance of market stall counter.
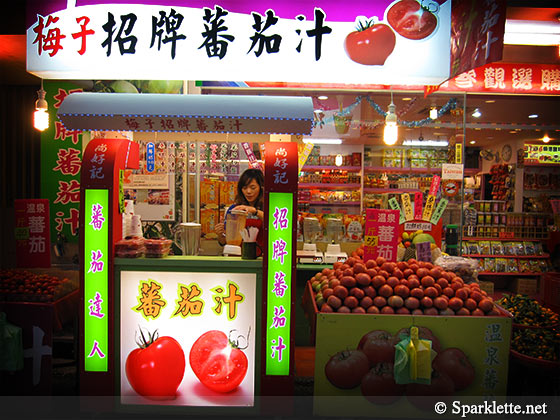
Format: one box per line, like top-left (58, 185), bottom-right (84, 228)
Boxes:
top-left (113, 255), bottom-right (263, 415)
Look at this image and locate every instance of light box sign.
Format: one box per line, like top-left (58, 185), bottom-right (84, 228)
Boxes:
top-left (84, 189), bottom-right (109, 372)
top-left (119, 270), bottom-right (256, 406)
top-left (266, 192), bottom-right (293, 376)
top-left (27, 1), bottom-right (452, 85)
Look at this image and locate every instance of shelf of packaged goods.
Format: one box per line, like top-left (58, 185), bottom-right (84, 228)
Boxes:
top-left (478, 272), bottom-right (542, 276)
top-left (298, 183), bottom-right (361, 189)
top-left (301, 165), bottom-right (362, 172)
top-left (464, 254), bottom-right (550, 259)
top-left (299, 201), bottom-right (361, 206)
top-left (523, 163), bottom-right (560, 168)
top-left (461, 237), bottom-right (545, 242)
top-left (363, 188), bottom-right (422, 194)
top-left (363, 166), bottom-right (480, 175)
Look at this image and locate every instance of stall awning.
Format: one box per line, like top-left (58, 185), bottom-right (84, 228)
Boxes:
top-left (57, 92), bottom-right (314, 136)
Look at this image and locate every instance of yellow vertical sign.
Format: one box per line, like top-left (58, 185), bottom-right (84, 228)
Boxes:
top-left (422, 195), bottom-right (437, 221)
top-left (455, 143), bottom-right (463, 164)
top-left (401, 194), bottom-right (414, 221)
top-left (298, 142), bottom-right (315, 172)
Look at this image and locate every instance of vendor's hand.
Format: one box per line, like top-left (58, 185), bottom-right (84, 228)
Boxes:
top-left (215, 221), bottom-right (226, 245)
top-left (233, 205), bottom-right (256, 215)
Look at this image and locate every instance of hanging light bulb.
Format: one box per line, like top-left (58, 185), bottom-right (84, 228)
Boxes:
top-left (335, 154), bottom-right (343, 167)
top-left (429, 105), bottom-right (438, 120)
top-left (34, 80), bottom-right (49, 131)
top-left (383, 93), bottom-right (398, 146)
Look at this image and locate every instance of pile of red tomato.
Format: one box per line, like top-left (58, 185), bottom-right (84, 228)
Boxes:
top-left (310, 250), bottom-right (499, 317)
top-left (325, 326), bottom-right (475, 409)
top-left (0, 269), bottom-right (75, 302)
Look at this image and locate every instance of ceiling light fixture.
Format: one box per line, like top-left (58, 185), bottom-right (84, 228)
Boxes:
top-left (471, 108), bottom-right (482, 118)
top-left (528, 114), bottom-right (539, 119)
top-left (504, 19), bottom-right (560, 46)
top-left (313, 108), bottom-right (324, 114)
top-left (542, 135), bottom-right (551, 143)
top-left (470, 140), bottom-right (476, 144)
top-left (383, 92), bottom-right (398, 146)
top-left (317, 95), bottom-right (329, 100)
top-left (34, 80), bottom-right (49, 131)
top-left (302, 138), bottom-right (342, 145)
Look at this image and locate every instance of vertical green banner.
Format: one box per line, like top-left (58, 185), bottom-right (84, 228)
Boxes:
top-left (266, 192), bottom-right (293, 376)
top-left (84, 189), bottom-right (109, 372)
top-left (40, 80), bottom-right (84, 245)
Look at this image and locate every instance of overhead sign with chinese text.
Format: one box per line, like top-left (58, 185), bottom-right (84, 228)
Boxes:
top-left (119, 270), bottom-right (256, 407)
top-left (83, 189), bottom-right (109, 372)
top-left (27, 1), bottom-right (452, 85)
top-left (524, 144), bottom-right (560, 165)
top-left (15, 199), bottom-right (51, 268)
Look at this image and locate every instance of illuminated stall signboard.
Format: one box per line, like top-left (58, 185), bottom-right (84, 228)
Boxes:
top-left (266, 192), bottom-right (293, 375)
top-left (84, 189), bottom-right (109, 372)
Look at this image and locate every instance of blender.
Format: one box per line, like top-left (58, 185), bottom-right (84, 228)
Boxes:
top-left (223, 210), bottom-right (247, 256)
top-left (297, 217), bottom-right (324, 263)
top-left (324, 218), bottom-right (347, 264)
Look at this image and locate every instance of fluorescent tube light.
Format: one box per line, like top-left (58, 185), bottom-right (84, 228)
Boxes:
top-left (302, 138), bottom-right (343, 145)
top-left (403, 140), bottom-right (449, 147)
top-left (504, 19), bottom-right (560, 46)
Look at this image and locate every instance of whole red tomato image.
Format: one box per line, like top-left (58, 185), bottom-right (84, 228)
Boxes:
top-left (344, 20), bottom-right (396, 65)
top-left (387, 0), bottom-right (438, 40)
top-left (189, 330), bottom-right (249, 393)
top-left (125, 329), bottom-right (185, 398)
top-left (361, 362), bottom-right (406, 405)
top-left (432, 347), bottom-right (475, 391)
top-left (357, 329), bottom-right (396, 365)
top-left (324, 349), bottom-right (369, 389)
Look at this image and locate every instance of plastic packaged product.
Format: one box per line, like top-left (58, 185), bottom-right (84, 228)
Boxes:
top-left (523, 241), bottom-right (536, 256)
top-left (539, 259), bottom-right (549, 272)
top-left (529, 260), bottom-right (541, 273)
top-left (534, 242), bottom-right (544, 256)
top-left (144, 239), bottom-right (172, 257)
top-left (513, 242), bottom-right (525, 256)
top-left (506, 258), bottom-right (518, 273)
top-left (495, 258), bottom-right (507, 273)
top-left (503, 242), bottom-right (515, 256)
top-left (484, 258), bottom-right (496, 273)
top-left (434, 255), bottom-right (479, 283)
top-left (518, 260), bottom-right (531, 273)
top-left (115, 238), bottom-right (146, 258)
top-left (467, 241), bottom-right (480, 255)
top-left (491, 241), bottom-right (504, 256)
top-left (479, 241), bottom-right (491, 255)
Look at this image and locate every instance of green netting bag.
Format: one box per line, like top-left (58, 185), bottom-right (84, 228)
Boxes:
top-left (394, 326), bottom-right (436, 385)
top-left (0, 312), bottom-right (24, 371)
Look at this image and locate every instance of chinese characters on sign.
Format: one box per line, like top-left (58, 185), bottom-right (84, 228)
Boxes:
top-left (363, 209), bottom-right (399, 263)
top-left (483, 322), bottom-right (503, 395)
top-left (83, 189), bottom-right (109, 372)
top-left (15, 199), bottom-right (51, 268)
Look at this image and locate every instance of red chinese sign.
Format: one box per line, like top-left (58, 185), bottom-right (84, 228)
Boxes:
top-left (264, 142), bottom-right (298, 193)
top-left (15, 199), bottom-right (51, 268)
top-left (363, 209), bottom-right (399, 263)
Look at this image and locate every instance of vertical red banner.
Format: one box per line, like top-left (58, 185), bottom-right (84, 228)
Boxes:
top-left (15, 199), bottom-right (51, 268)
top-left (363, 209), bottom-right (400, 263)
top-left (414, 192), bottom-right (423, 220)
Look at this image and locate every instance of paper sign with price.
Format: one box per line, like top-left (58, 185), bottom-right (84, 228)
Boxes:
top-left (388, 197), bottom-right (405, 224)
top-left (430, 198), bottom-right (449, 225)
top-left (455, 143), bottom-right (463, 164)
top-left (414, 192), bottom-right (423, 220)
top-left (363, 209), bottom-right (399, 263)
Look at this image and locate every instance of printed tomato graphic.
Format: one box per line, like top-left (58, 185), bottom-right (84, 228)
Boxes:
top-left (125, 329), bottom-right (185, 398)
top-left (432, 347), bottom-right (475, 391)
top-left (357, 329), bottom-right (396, 365)
top-left (324, 349), bottom-right (369, 389)
top-left (344, 20), bottom-right (396, 65)
top-left (189, 329), bottom-right (249, 393)
top-left (387, 0), bottom-right (438, 40)
top-left (361, 362), bottom-right (405, 405)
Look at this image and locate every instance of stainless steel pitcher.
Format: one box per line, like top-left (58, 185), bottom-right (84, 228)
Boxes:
top-left (174, 222), bottom-right (201, 255)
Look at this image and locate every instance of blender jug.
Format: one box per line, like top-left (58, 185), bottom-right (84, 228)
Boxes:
top-left (224, 210), bottom-right (247, 256)
top-left (174, 222), bottom-right (201, 255)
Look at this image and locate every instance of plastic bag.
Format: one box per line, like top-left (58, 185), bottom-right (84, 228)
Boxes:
top-left (0, 312), bottom-right (24, 371)
top-left (434, 255), bottom-right (479, 283)
top-left (394, 326), bottom-right (436, 385)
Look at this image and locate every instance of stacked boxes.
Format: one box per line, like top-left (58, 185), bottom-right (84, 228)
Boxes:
top-left (199, 179), bottom-right (238, 239)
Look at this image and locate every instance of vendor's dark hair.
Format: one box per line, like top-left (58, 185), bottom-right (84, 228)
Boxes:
top-left (236, 168), bottom-right (264, 210)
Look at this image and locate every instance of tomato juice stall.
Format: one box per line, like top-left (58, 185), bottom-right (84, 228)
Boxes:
top-left (55, 93), bottom-right (313, 415)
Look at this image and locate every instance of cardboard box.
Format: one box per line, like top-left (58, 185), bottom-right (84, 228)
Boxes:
top-left (511, 277), bottom-right (538, 296)
top-left (219, 180), bottom-right (237, 208)
top-left (479, 280), bottom-right (494, 296)
top-left (200, 208), bottom-right (219, 239)
top-left (200, 180), bottom-right (219, 206)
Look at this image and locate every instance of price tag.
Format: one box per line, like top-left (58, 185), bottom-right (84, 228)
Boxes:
top-left (388, 197), bottom-right (405, 224)
top-left (364, 235), bottom-right (379, 247)
top-left (401, 193), bottom-right (414, 221)
top-left (455, 143), bottom-right (463, 164)
top-left (414, 192), bottom-right (423, 220)
top-left (430, 198), bottom-right (449, 225)
top-left (422, 195), bottom-right (436, 221)
top-left (416, 242), bottom-right (432, 262)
